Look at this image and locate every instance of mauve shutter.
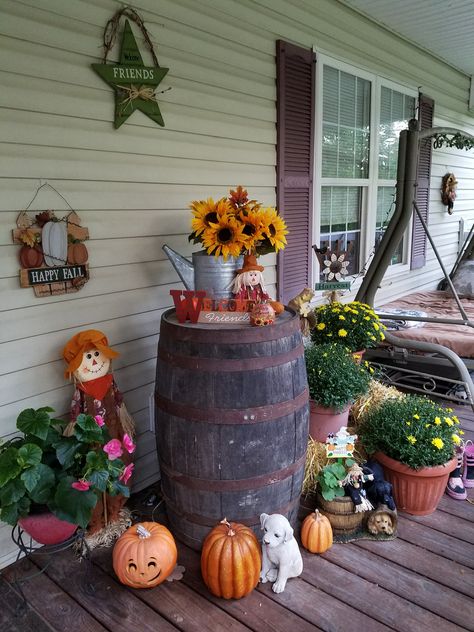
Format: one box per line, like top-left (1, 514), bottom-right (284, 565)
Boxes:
top-left (411, 94), bottom-right (434, 270)
top-left (276, 40), bottom-right (315, 303)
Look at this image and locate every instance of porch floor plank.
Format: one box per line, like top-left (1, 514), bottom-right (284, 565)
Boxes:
top-left (1, 403), bottom-right (472, 632)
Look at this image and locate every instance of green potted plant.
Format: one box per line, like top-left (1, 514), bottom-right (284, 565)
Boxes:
top-left (358, 395), bottom-right (459, 515)
top-left (305, 343), bottom-right (371, 441)
top-left (0, 407), bottom-right (134, 544)
top-left (314, 458), bottom-right (365, 535)
top-left (311, 301), bottom-right (386, 355)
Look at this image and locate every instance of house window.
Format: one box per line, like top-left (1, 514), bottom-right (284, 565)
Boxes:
top-left (316, 58), bottom-right (416, 280)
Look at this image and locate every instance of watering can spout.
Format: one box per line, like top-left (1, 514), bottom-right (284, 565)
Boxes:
top-left (162, 244), bottom-right (195, 290)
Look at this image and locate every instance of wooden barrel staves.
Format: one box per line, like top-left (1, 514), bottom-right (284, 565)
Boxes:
top-left (155, 308), bottom-right (309, 550)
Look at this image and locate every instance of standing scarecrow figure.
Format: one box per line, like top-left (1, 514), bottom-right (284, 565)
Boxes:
top-left (63, 329), bottom-right (135, 535)
top-left (231, 253), bottom-right (284, 314)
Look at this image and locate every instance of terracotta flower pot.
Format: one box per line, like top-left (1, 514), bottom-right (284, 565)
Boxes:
top-left (309, 401), bottom-right (350, 442)
top-left (18, 512), bottom-right (78, 545)
top-left (374, 451), bottom-right (457, 516)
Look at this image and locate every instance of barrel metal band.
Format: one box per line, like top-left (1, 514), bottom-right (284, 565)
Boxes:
top-left (155, 387), bottom-right (309, 424)
top-left (158, 343), bottom-right (304, 372)
top-left (161, 490), bottom-right (301, 528)
top-left (161, 309), bottom-right (299, 343)
top-left (160, 453), bottom-right (306, 492)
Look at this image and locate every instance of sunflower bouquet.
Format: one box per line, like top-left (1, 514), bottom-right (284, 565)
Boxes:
top-left (311, 301), bottom-right (386, 352)
top-left (188, 186), bottom-right (288, 259)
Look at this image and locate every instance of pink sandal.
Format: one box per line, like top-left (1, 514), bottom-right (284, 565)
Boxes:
top-left (446, 445), bottom-right (467, 500)
top-left (462, 440), bottom-right (474, 489)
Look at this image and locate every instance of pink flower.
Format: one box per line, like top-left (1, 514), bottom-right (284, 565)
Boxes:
top-left (123, 433), bottom-right (136, 454)
top-left (119, 463), bottom-right (135, 484)
top-left (72, 480), bottom-right (91, 491)
top-left (103, 438), bottom-right (123, 460)
top-left (94, 415), bottom-right (105, 427)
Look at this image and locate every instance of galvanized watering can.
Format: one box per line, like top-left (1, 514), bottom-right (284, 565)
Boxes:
top-left (163, 245), bottom-right (243, 300)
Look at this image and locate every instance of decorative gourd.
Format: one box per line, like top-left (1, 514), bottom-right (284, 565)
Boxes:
top-left (301, 509), bottom-right (333, 554)
top-left (42, 220), bottom-right (68, 266)
top-left (67, 241), bottom-right (88, 265)
top-left (200, 518), bottom-right (261, 599)
top-left (19, 245), bottom-right (43, 268)
top-left (112, 522), bottom-right (177, 588)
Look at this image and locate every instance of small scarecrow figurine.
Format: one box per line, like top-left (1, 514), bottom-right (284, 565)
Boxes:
top-left (63, 329), bottom-right (135, 534)
top-left (231, 253), bottom-right (284, 314)
top-left (340, 463), bottom-right (374, 513)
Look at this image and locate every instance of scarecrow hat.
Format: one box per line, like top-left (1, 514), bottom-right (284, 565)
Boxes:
top-left (63, 329), bottom-right (119, 378)
top-left (237, 253), bottom-right (264, 274)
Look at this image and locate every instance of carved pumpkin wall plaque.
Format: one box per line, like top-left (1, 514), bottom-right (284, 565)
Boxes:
top-left (12, 210), bottom-right (90, 297)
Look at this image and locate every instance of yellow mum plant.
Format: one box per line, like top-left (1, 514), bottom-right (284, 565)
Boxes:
top-left (189, 186), bottom-right (288, 260)
top-left (358, 395), bottom-right (459, 469)
top-left (311, 301), bottom-right (386, 352)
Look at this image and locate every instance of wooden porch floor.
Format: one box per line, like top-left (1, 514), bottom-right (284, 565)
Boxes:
top-left (1, 404), bottom-right (473, 632)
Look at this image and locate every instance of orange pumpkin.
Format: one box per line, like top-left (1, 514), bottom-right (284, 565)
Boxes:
top-left (201, 518), bottom-right (261, 599)
top-left (19, 245), bottom-right (43, 268)
top-left (67, 242), bottom-right (88, 265)
top-left (112, 522), bottom-right (177, 588)
top-left (300, 509), bottom-right (333, 554)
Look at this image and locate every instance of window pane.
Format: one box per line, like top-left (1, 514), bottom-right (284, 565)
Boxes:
top-left (322, 66), bottom-right (371, 178)
top-left (319, 186), bottom-right (362, 279)
top-left (378, 87), bottom-right (415, 179)
top-left (375, 186), bottom-right (403, 265)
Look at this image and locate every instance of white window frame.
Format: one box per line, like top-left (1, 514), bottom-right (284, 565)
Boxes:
top-left (313, 53), bottom-right (418, 288)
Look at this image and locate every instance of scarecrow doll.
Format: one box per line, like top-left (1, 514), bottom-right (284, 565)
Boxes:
top-left (63, 329), bottom-right (135, 535)
top-left (231, 253), bottom-right (284, 314)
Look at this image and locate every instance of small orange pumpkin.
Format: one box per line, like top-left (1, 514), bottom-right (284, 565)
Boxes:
top-left (112, 522), bottom-right (177, 588)
top-left (67, 241), bottom-right (88, 265)
top-left (19, 245), bottom-right (43, 269)
top-left (201, 518), bottom-right (261, 599)
top-left (300, 509), bottom-right (333, 554)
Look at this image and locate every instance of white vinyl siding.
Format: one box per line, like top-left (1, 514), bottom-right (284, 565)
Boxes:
top-left (0, 0), bottom-right (473, 568)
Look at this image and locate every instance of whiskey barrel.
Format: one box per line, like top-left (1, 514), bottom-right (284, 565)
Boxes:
top-left (155, 308), bottom-right (309, 550)
top-left (315, 491), bottom-right (364, 535)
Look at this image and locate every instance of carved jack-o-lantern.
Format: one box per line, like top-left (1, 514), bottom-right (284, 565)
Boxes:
top-left (113, 522), bottom-right (177, 588)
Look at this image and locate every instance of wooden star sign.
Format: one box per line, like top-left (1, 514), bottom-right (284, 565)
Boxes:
top-left (92, 19), bottom-right (169, 129)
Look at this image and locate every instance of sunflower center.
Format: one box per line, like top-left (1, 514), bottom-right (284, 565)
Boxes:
top-left (243, 224), bottom-right (256, 236)
top-left (217, 228), bottom-right (233, 244)
top-left (330, 261), bottom-right (343, 273)
top-left (205, 212), bottom-right (218, 225)
top-left (269, 223), bottom-right (276, 237)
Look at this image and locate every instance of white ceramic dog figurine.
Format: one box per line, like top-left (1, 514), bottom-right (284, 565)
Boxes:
top-left (259, 513), bottom-right (303, 593)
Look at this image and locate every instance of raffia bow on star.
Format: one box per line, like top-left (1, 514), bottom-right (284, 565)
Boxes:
top-left (116, 84), bottom-right (157, 113)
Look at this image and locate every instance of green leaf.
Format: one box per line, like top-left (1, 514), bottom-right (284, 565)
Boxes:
top-left (53, 477), bottom-right (98, 528)
top-left (74, 414), bottom-right (103, 444)
top-left (54, 437), bottom-right (81, 468)
top-left (17, 408), bottom-right (51, 440)
top-left (0, 478), bottom-right (26, 505)
top-left (17, 443), bottom-right (42, 467)
top-left (109, 480), bottom-right (130, 497)
top-left (87, 469), bottom-right (109, 492)
top-left (0, 447), bottom-right (21, 486)
top-left (85, 450), bottom-right (106, 469)
top-left (26, 464), bottom-right (55, 503)
top-left (1, 497), bottom-right (30, 526)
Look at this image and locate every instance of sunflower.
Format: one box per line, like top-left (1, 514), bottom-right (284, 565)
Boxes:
top-left (201, 215), bottom-right (246, 260)
top-left (239, 208), bottom-right (265, 251)
top-left (190, 197), bottom-right (231, 237)
top-left (259, 207), bottom-right (288, 252)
